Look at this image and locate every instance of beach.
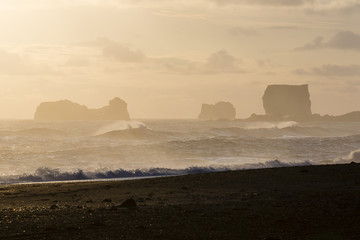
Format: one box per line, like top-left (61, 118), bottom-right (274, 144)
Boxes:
top-left (0, 163), bottom-right (359, 240)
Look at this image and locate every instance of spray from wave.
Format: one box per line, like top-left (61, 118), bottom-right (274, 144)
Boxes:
top-left (348, 149), bottom-right (360, 162)
top-left (336, 149), bottom-right (360, 163)
top-left (93, 121), bottom-right (148, 136)
top-left (244, 121), bottom-right (299, 129)
top-left (206, 123), bottom-right (332, 138)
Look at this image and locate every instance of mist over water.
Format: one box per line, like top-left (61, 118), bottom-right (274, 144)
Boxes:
top-left (0, 120), bottom-right (359, 184)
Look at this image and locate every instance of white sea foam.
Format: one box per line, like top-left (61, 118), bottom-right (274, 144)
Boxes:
top-left (245, 121), bottom-right (299, 129)
top-left (0, 160), bottom-right (312, 184)
top-left (344, 149), bottom-right (360, 162)
top-left (334, 149), bottom-right (360, 164)
top-left (93, 120), bottom-right (148, 136)
top-left (0, 120), bottom-right (359, 184)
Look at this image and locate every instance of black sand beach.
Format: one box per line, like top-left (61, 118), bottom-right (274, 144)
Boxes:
top-left (0, 163), bottom-right (359, 240)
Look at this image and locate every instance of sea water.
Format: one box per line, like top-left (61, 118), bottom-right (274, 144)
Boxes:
top-left (0, 119), bottom-right (359, 184)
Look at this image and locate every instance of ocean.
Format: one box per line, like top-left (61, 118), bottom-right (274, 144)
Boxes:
top-left (0, 119), bottom-right (359, 184)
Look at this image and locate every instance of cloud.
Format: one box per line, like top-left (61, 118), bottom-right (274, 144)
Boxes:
top-left (0, 49), bottom-right (58, 75)
top-left (155, 57), bottom-right (198, 74)
top-left (293, 64), bottom-right (360, 76)
top-left (267, 25), bottom-right (302, 30)
top-left (295, 31), bottom-right (360, 51)
top-left (326, 31), bottom-right (360, 50)
top-left (103, 43), bottom-right (146, 63)
top-left (203, 50), bottom-right (242, 73)
top-left (295, 36), bottom-right (325, 51)
top-left (156, 50), bottom-right (243, 74)
top-left (256, 59), bottom-right (280, 68)
top-left (80, 38), bottom-right (242, 74)
top-left (153, 10), bottom-right (209, 20)
top-left (229, 27), bottom-right (258, 36)
top-left (212, 0), bottom-right (310, 6)
top-left (210, 0), bottom-right (360, 14)
top-left (64, 56), bottom-right (90, 67)
top-left (88, 38), bottom-right (146, 62)
top-left (1, 0), bottom-right (359, 12)
top-left (0, 49), bottom-right (28, 74)
top-left (304, 0), bottom-right (360, 14)
top-left (338, 4), bottom-right (360, 14)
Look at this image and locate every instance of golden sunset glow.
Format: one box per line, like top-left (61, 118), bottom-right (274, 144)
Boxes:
top-left (1, 2), bottom-right (360, 238)
top-left (0, 0), bottom-right (359, 119)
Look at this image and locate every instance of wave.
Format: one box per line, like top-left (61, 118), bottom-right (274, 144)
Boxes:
top-left (0, 160), bottom-right (312, 184)
top-left (341, 134), bottom-right (360, 140)
top-left (95, 127), bottom-right (150, 139)
top-left (16, 128), bottom-right (65, 136)
top-left (93, 120), bottom-right (168, 139)
top-left (244, 121), bottom-right (299, 129)
top-left (0, 128), bottom-right (66, 137)
top-left (207, 125), bottom-right (332, 138)
top-left (94, 124), bottom-right (360, 141)
top-left (0, 121), bottom-right (355, 140)
top-left (347, 149), bottom-right (360, 162)
top-left (93, 121), bottom-right (148, 136)
top-left (336, 149), bottom-right (360, 163)
top-left (93, 127), bottom-right (176, 140)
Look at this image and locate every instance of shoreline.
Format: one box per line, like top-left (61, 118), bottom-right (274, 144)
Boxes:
top-left (1, 163), bottom-right (359, 239)
top-left (0, 159), bottom-right (315, 186)
top-left (6, 175), bottom-right (164, 186)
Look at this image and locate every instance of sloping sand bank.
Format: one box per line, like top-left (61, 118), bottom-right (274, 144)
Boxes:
top-left (0, 163), bottom-right (359, 239)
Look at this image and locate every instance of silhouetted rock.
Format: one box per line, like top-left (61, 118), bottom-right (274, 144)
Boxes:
top-left (246, 84), bottom-right (360, 122)
top-left (119, 198), bottom-right (137, 208)
top-left (198, 102), bottom-right (236, 120)
top-left (34, 97), bottom-right (130, 120)
top-left (246, 113), bottom-right (271, 122)
top-left (334, 111), bottom-right (360, 121)
top-left (50, 204), bottom-right (59, 210)
top-left (262, 84), bottom-right (312, 121)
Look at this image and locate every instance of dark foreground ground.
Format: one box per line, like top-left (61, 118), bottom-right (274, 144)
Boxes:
top-left (0, 163), bottom-right (360, 240)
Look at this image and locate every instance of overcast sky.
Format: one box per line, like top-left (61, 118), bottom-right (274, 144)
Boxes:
top-left (1, 0), bottom-right (360, 118)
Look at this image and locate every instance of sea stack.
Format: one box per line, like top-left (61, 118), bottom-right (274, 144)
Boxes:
top-left (34, 97), bottom-right (130, 120)
top-left (262, 84), bottom-right (312, 120)
top-left (198, 102), bottom-right (236, 120)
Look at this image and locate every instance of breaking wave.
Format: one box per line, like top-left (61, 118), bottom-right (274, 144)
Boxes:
top-left (92, 120), bottom-right (167, 139)
top-left (0, 121), bottom-right (355, 140)
top-left (1, 120), bottom-right (359, 185)
top-left (336, 149), bottom-right (360, 163)
top-left (95, 128), bottom-right (150, 139)
top-left (0, 160), bottom-right (312, 184)
top-left (94, 123), bottom-right (346, 140)
top-left (348, 149), bottom-right (360, 162)
top-left (207, 125), bottom-right (333, 138)
top-left (244, 121), bottom-right (299, 129)
top-left (93, 121), bottom-right (148, 136)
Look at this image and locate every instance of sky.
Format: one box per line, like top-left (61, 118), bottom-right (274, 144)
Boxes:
top-left (1, 0), bottom-right (360, 119)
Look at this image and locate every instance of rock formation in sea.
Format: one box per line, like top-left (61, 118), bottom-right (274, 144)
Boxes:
top-left (310, 111), bottom-right (360, 122)
top-left (34, 97), bottom-right (130, 120)
top-left (247, 84), bottom-right (360, 122)
top-left (262, 84), bottom-right (312, 120)
top-left (198, 102), bottom-right (236, 120)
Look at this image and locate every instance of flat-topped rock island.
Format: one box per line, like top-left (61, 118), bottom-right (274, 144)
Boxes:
top-left (34, 97), bottom-right (130, 120)
top-left (198, 101), bottom-right (236, 120)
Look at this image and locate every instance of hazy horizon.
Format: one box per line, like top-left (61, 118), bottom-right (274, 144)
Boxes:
top-left (1, 0), bottom-right (359, 119)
